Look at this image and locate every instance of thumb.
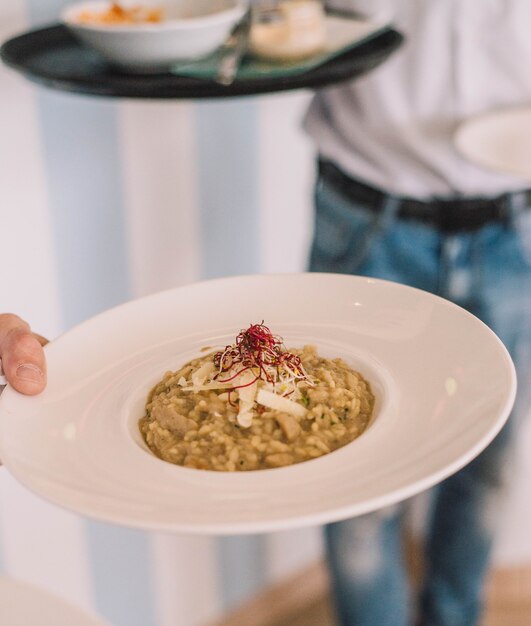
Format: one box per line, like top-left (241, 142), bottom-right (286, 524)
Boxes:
top-left (0, 314), bottom-right (47, 395)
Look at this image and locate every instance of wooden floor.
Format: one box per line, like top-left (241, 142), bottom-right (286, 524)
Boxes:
top-left (208, 560), bottom-right (531, 626)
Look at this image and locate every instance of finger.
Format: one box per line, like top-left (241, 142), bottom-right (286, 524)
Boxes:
top-left (0, 314), bottom-right (47, 395)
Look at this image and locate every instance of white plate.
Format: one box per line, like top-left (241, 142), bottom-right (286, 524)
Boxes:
top-left (0, 274), bottom-right (515, 534)
top-left (173, 12), bottom-right (392, 79)
top-left (0, 577), bottom-right (110, 626)
top-left (455, 106), bottom-right (531, 181)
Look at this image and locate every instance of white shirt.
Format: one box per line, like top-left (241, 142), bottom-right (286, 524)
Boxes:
top-left (304, 0), bottom-right (531, 199)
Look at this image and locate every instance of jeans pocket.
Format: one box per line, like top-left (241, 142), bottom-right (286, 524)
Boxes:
top-left (310, 178), bottom-right (380, 274)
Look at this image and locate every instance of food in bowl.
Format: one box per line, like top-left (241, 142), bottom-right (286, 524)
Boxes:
top-left (61, 1), bottom-right (246, 71)
top-left (76, 2), bottom-right (164, 24)
top-left (250, 0), bottom-right (326, 62)
top-left (140, 323), bottom-right (374, 471)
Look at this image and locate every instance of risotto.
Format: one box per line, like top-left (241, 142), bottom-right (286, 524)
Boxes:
top-left (139, 323), bottom-right (374, 471)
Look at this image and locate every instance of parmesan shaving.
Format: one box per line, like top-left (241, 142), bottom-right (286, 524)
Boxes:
top-left (256, 388), bottom-right (308, 418)
top-left (236, 370), bottom-right (258, 427)
top-left (191, 361), bottom-right (215, 388)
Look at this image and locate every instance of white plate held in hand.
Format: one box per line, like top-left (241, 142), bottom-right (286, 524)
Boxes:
top-left (0, 274), bottom-right (516, 534)
top-left (455, 106), bottom-right (531, 181)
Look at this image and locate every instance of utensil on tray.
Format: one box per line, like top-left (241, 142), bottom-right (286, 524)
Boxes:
top-left (215, 7), bottom-right (252, 85)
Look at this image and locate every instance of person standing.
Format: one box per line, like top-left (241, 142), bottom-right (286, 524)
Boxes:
top-left (305, 1), bottom-right (531, 624)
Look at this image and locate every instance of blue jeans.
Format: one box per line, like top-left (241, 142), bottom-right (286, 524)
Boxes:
top-left (309, 175), bottom-right (531, 626)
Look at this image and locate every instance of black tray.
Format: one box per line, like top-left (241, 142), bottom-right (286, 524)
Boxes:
top-left (0, 24), bottom-right (403, 99)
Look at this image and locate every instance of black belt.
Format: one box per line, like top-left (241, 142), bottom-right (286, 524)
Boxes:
top-left (318, 160), bottom-right (531, 233)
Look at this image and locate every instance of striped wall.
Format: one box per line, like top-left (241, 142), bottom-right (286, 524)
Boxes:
top-left (1, 1), bottom-right (531, 625)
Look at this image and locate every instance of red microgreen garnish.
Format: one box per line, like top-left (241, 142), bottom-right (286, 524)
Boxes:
top-left (213, 322), bottom-right (311, 393)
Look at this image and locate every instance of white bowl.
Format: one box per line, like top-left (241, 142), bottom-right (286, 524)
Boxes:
top-left (61, 1), bottom-right (246, 72)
